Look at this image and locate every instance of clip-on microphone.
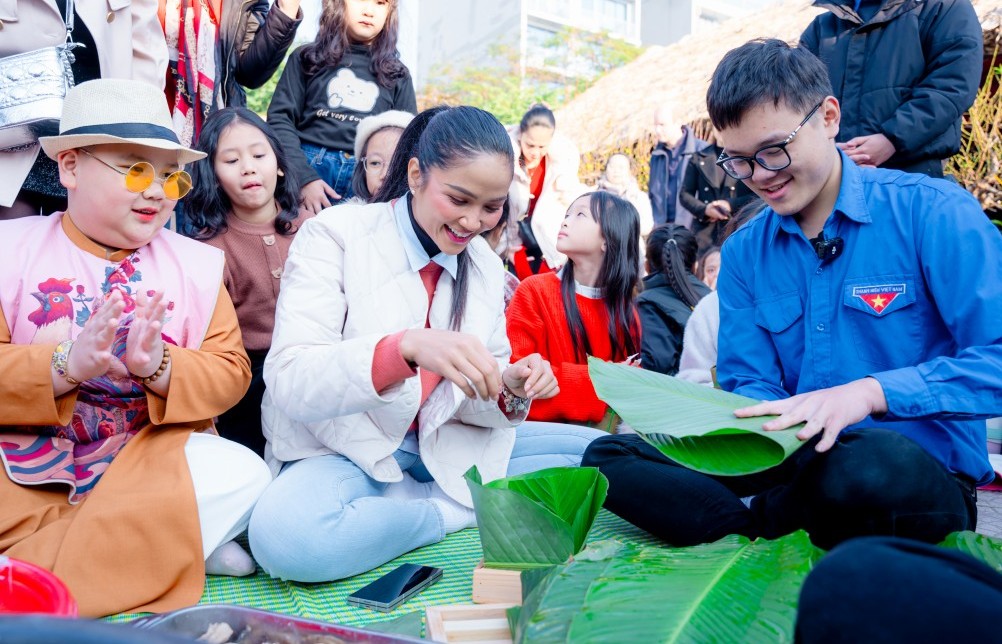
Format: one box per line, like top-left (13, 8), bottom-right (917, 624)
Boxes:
top-left (810, 233), bottom-right (844, 263)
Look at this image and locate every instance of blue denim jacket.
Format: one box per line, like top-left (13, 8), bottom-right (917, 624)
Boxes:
top-left (718, 151), bottom-right (1002, 484)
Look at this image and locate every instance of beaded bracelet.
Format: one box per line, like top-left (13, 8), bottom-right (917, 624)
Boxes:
top-left (501, 383), bottom-right (530, 415)
top-left (140, 344), bottom-right (171, 385)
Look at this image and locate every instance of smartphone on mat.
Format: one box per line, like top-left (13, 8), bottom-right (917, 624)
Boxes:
top-left (346, 563), bottom-right (443, 612)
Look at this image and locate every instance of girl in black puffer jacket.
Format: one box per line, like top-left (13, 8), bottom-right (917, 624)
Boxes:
top-left (637, 225), bottom-right (711, 375)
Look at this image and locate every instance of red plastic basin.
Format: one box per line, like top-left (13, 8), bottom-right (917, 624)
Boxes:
top-left (0, 556), bottom-right (78, 617)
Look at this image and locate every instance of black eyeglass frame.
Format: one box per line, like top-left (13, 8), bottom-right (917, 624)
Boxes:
top-left (715, 100), bottom-right (826, 181)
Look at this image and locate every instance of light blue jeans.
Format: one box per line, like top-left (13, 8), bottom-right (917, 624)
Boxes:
top-left (248, 422), bottom-right (605, 582)
top-left (301, 143), bottom-right (356, 202)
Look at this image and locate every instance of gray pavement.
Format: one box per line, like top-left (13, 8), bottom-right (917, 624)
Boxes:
top-left (978, 489), bottom-right (1002, 538)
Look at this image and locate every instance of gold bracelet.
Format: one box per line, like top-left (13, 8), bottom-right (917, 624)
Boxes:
top-left (52, 339), bottom-right (81, 385)
top-left (140, 344), bottom-right (171, 385)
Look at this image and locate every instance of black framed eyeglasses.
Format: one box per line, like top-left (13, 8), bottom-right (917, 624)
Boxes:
top-left (715, 100), bottom-right (825, 180)
top-left (361, 157), bottom-right (387, 175)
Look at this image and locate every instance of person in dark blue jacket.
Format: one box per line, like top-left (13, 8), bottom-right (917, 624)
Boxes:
top-left (800, 0), bottom-right (983, 177)
top-left (584, 39), bottom-right (1002, 551)
top-left (648, 106), bottom-right (706, 228)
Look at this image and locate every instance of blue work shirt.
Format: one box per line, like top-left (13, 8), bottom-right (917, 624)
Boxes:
top-left (718, 151), bottom-right (1002, 484)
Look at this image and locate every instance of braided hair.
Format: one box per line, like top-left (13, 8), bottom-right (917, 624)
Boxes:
top-left (645, 224), bottom-right (702, 308)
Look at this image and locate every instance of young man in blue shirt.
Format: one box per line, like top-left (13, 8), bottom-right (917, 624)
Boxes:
top-left (583, 38), bottom-right (1002, 550)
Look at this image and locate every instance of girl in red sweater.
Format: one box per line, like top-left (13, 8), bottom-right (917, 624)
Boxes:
top-left (507, 191), bottom-right (642, 425)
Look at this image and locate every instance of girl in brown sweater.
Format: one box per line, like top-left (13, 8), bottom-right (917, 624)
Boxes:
top-left (185, 107), bottom-right (303, 455)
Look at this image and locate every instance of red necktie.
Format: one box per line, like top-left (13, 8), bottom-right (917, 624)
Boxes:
top-left (417, 262), bottom-right (445, 404)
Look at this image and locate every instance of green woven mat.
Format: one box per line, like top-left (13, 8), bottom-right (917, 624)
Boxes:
top-left (109, 510), bottom-right (661, 628)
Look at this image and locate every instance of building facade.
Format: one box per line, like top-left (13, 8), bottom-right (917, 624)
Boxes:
top-left (641, 0), bottom-right (778, 46)
top-left (409, 0), bottom-right (643, 90)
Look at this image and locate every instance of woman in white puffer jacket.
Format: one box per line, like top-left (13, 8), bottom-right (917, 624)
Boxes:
top-left (249, 106), bottom-right (604, 583)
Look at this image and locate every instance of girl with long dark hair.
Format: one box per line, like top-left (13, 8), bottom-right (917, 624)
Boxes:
top-left (184, 107), bottom-right (302, 455)
top-left (248, 106), bottom-right (603, 582)
top-left (267, 0), bottom-right (416, 213)
top-left (507, 191), bottom-right (642, 426)
top-left (637, 224), bottom-right (711, 375)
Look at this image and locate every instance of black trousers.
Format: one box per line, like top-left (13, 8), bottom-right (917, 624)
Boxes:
top-left (796, 537), bottom-right (1002, 642)
top-left (582, 428), bottom-right (976, 549)
top-left (215, 348), bottom-right (268, 457)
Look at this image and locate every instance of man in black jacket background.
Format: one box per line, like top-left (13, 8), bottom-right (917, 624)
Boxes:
top-left (801, 0), bottom-right (983, 177)
top-left (679, 137), bottom-right (756, 251)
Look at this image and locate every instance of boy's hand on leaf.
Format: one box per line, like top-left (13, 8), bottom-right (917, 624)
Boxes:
top-left (733, 377), bottom-right (888, 452)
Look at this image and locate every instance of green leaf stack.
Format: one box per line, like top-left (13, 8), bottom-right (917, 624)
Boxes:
top-left (513, 531), bottom-right (824, 643)
top-left (588, 357), bottom-right (807, 476)
top-left (500, 529), bottom-right (1002, 643)
top-left (939, 530), bottom-right (1002, 571)
top-left (465, 466), bottom-right (608, 570)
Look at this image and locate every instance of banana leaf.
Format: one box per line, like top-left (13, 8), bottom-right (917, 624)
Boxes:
top-left (940, 530), bottom-right (1002, 571)
top-left (513, 531), bottom-right (823, 643)
top-left (362, 611), bottom-right (424, 638)
top-left (588, 357), bottom-right (807, 476)
top-left (465, 466), bottom-right (608, 570)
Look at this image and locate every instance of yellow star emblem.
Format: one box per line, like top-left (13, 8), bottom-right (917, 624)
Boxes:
top-left (871, 294), bottom-right (887, 310)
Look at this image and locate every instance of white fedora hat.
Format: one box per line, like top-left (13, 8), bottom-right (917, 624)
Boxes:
top-left (39, 79), bottom-right (206, 165)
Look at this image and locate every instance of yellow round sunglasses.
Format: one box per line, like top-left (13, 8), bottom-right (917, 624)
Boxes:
top-left (79, 148), bottom-right (192, 200)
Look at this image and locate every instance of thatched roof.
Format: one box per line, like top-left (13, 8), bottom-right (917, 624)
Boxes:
top-left (558, 0), bottom-right (1002, 154)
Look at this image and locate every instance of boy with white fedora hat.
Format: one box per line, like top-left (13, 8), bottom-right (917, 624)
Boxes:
top-left (0, 79), bottom-right (272, 617)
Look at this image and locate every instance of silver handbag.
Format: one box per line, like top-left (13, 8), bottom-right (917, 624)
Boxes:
top-left (0, 0), bottom-right (80, 152)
